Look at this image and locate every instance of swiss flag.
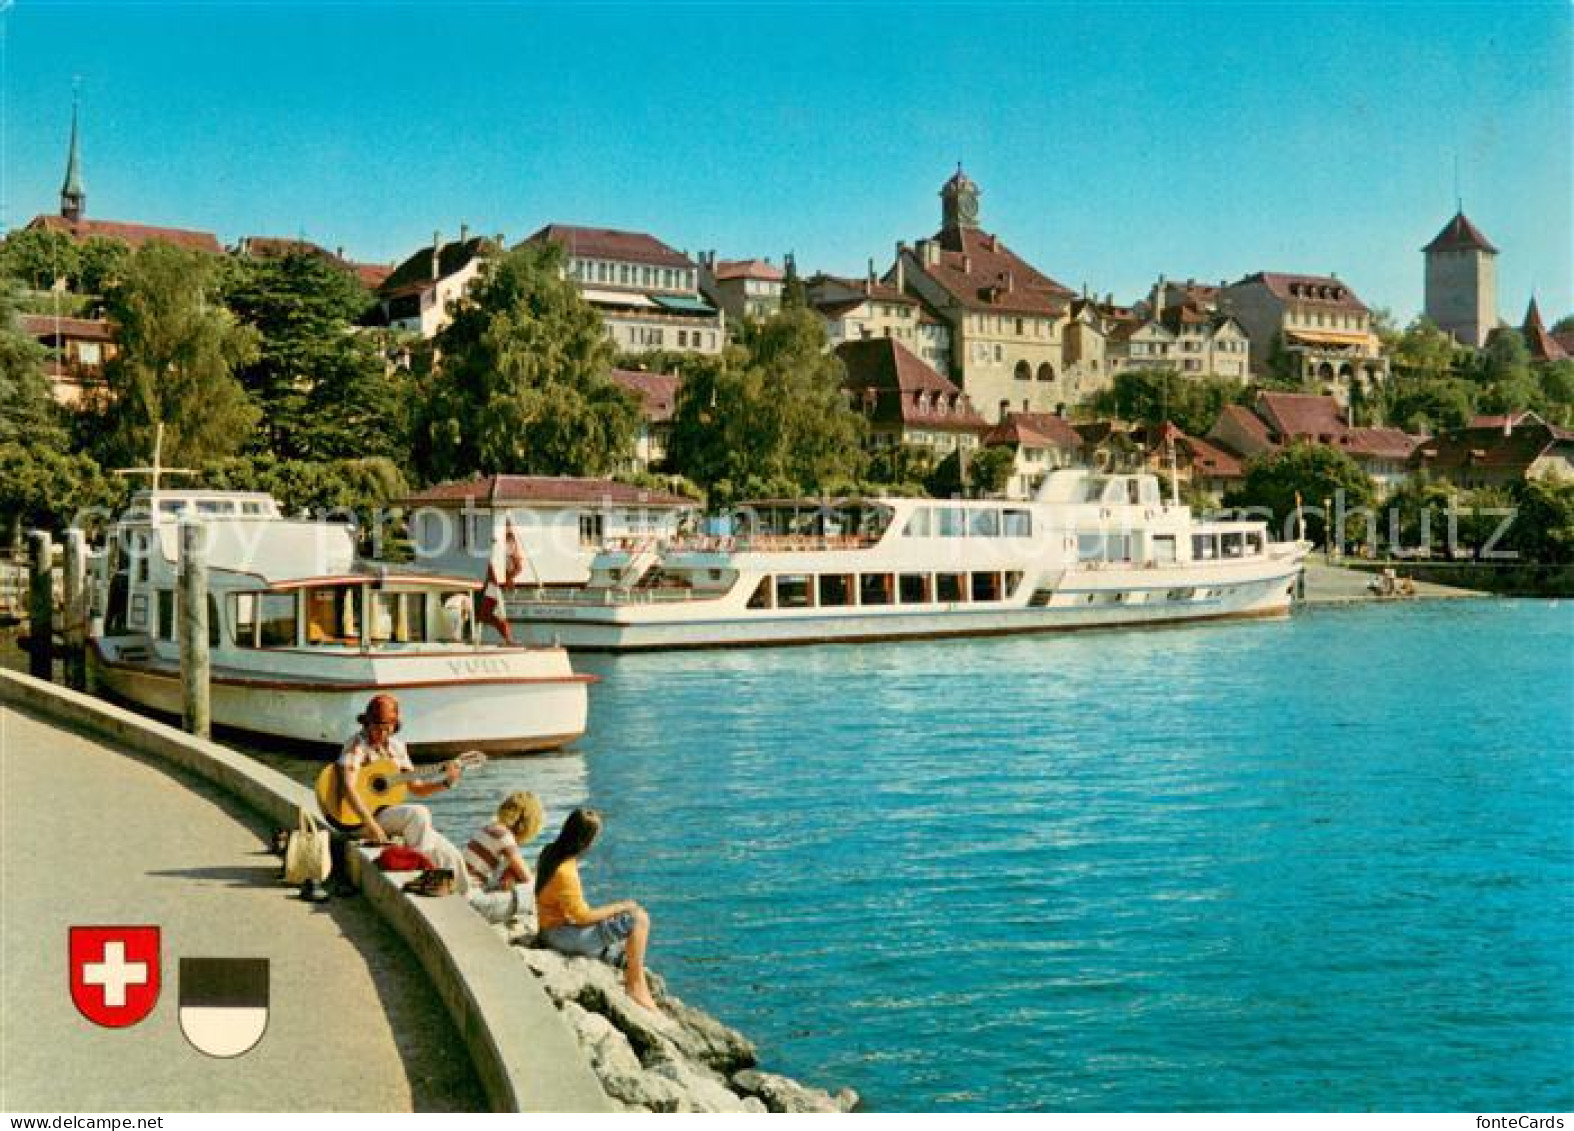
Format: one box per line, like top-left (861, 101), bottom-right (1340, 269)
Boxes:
top-left (69, 926), bottom-right (161, 1028)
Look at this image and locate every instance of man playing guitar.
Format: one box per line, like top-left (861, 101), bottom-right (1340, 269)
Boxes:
top-left (338, 694), bottom-right (468, 882)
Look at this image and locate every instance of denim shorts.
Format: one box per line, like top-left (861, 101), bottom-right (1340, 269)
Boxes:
top-left (540, 911), bottom-right (635, 963)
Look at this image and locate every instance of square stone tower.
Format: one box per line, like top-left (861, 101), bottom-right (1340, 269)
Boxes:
top-left (1423, 211), bottom-right (1498, 348)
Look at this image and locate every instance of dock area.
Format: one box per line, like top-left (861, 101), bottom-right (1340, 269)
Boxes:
top-left (1300, 561), bottom-right (1489, 605)
top-left (0, 702), bottom-right (484, 1111)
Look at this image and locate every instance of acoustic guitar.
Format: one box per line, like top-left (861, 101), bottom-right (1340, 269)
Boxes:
top-left (316, 750), bottom-right (487, 829)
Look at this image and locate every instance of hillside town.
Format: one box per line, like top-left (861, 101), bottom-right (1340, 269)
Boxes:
top-left (5, 106), bottom-right (1573, 569)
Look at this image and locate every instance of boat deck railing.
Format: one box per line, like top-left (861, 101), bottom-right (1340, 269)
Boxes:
top-left (662, 534), bottom-right (879, 554)
top-left (509, 585), bottom-right (722, 608)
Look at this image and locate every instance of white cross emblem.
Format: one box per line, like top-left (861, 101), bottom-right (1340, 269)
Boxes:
top-left (83, 941), bottom-right (149, 1008)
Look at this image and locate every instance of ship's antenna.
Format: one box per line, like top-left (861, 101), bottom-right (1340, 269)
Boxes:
top-left (1166, 427), bottom-right (1181, 508)
top-left (113, 422), bottom-right (197, 504)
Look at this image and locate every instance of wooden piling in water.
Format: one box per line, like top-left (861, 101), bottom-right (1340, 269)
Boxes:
top-left (27, 531), bottom-right (53, 680)
top-left (61, 529), bottom-right (87, 690)
top-left (179, 520), bottom-right (210, 738)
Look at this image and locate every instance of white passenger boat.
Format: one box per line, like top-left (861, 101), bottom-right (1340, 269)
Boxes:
top-left (509, 469), bottom-right (1310, 650)
top-left (88, 489), bottom-right (590, 755)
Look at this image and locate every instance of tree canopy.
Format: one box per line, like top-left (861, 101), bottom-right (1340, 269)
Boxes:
top-left (1089, 368), bottom-right (1248, 436)
top-left (665, 307), bottom-right (866, 505)
top-left (1223, 443), bottom-right (1377, 547)
top-left (414, 241), bottom-right (639, 482)
top-left (88, 241), bottom-right (260, 469)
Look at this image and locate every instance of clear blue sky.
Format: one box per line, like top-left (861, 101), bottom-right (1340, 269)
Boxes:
top-left (4, 1), bottom-right (1570, 324)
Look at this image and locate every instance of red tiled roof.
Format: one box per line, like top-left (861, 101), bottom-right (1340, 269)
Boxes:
top-left (1469, 411), bottom-right (1545, 431)
top-left (353, 262), bottom-right (393, 290)
top-left (984, 411), bottom-right (1083, 449)
top-left (1178, 433), bottom-right (1243, 478)
top-left (836, 338), bottom-right (986, 432)
top-left (403, 475), bottom-right (694, 508)
top-left (714, 258), bottom-right (784, 282)
top-left (916, 227), bottom-right (1073, 316)
top-left (1210, 404), bottom-right (1277, 454)
top-left (1412, 421), bottom-right (1574, 473)
top-left (1233, 272), bottom-right (1370, 315)
top-left (27, 213), bottom-right (222, 254)
top-left (1521, 298), bottom-right (1568, 362)
top-left (528, 224), bottom-right (692, 270)
top-left (808, 274), bottom-right (916, 308)
top-left (1339, 427), bottom-right (1423, 461)
top-left (1422, 211), bottom-right (1499, 255)
top-left (20, 314), bottom-right (116, 342)
top-left (1255, 391), bottom-right (1346, 440)
top-left (1555, 329), bottom-right (1574, 356)
top-left (610, 368), bottom-right (682, 424)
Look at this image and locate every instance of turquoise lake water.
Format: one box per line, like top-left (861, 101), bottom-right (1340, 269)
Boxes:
top-left (418, 600), bottom-right (1574, 1112)
top-left (13, 601), bottom-right (1564, 1111)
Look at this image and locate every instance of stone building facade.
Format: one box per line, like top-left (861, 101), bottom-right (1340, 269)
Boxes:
top-left (1423, 211), bottom-right (1498, 349)
top-left (1218, 272), bottom-right (1388, 400)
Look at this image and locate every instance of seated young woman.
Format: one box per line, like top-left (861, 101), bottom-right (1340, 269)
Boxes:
top-left (462, 791), bottom-right (545, 924)
top-left (534, 808), bottom-right (658, 1011)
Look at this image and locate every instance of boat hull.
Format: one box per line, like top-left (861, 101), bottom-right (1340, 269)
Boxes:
top-left (89, 641), bottom-right (590, 757)
top-left (511, 563), bottom-right (1303, 651)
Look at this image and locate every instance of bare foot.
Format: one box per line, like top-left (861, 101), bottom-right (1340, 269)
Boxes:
top-left (627, 983), bottom-right (659, 1012)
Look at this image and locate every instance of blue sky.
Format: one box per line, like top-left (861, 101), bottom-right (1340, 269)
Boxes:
top-left (4, 1), bottom-right (1570, 323)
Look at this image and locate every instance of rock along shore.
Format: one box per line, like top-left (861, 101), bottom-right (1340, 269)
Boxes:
top-left (492, 915), bottom-right (858, 1113)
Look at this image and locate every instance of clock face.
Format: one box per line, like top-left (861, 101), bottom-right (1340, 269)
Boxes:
top-left (958, 193), bottom-right (979, 223)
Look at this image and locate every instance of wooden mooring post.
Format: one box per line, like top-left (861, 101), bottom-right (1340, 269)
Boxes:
top-left (179, 520), bottom-right (210, 738)
top-left (61, 529), bottom-right (88, 690)
top-left (27, 531), bottom-right (53, 680)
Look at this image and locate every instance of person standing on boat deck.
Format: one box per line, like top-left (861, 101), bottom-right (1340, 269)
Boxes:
top-left (463, 790), bottom-right (544, 924)
top-left (338, 694), bottom-right (468, 884)
top-left (535, 808), bottom-right (659, 1011)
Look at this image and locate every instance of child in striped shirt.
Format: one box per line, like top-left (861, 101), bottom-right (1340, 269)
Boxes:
top-left (463, 791), bottom-right (545, 924)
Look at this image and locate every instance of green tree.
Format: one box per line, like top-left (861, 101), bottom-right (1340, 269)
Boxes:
top-left (75, 237), bottom-right (132, 295)
top-left (1476, 328), bottom-right (1530, 386)
top-left (0, 279), bottom-right (62, 448)
top-left (1261, 332), bottom-right (1304, 389)
top-left (1223, 443), bottom-right (1377, 547)
top-left (91, 241), bottom-right (261, 468)
top-left (414, 242), bottom-right (639, 481)
top-left (665, 308), bottom-right (866, 505)
top-left (1388, 317), bottom-right (1459, 383)
top-left (1090, 368), bottom-right (1246, 436)
top-left (224, 251), bottom-right (404, 466)
top-left (1499, 477), bottom-right (1574, 564)
top-left (1477, 373), bottom-right (1543, 417)
top-left (1386, 377), bottom-right (1476, 435)
top-left (864, 442), bottom-right (937, 494)
top-left (926, 444), bottom-right (1014, 497)
top-left (0, 227), bottom-right (79, 291)
top-left (0, 442), bottom-right (121, 539)
top-left (780, 254), bottom-right (807, 311)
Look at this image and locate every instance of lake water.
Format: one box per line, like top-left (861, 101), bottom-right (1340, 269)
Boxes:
top-left (13, 603), bottom-right (1572, 1110)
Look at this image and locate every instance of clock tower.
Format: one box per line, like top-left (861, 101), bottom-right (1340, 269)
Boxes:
top-left (940, 165), bottom-right (980, 231)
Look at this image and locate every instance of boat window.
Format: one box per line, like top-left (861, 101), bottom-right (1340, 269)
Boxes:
top-left (1247, 532), bottom-right (1264, 555)
top-left (1152, 535), bottom-right (1177, 564)
top-left (1004, 571), bottom-right (1024, 598)
top-left (903, 508), bottom-right (932, 538)
top-left (936, 573), bottom-right (966, 602)
top-left (818, 574), bottom-right (854, 607)
top-left (129, 593), bottom-right (148, 629)
top-left (208, 595), bottom-right (221, 647)
top-left (1192, 534), bottom-right (1218, 560)
top-left (241, 501), bottom-right (267, 516)
top-left (899, 573), bottom-right (931, 604)
top-left (1077, 534), bottom-right (1105, 561)
top-left (936, 507), bottom-right (967, 538)
top-left (970, 510), bottom-right (1000, 538)
top-left (372, 591), bottom-right (428, 644)
top-left (971, 572), bottom-right (1002, 602)
top-left (132, 534), bottom-right (151, 583)
top-left (158, 499), bottom-right (188, 517)
top-left (747, 577), bottom-right (773, 610)
top-left (196, 500), bottom-right (232, 516)
top-left (156, 590), bottom-right (175, 642)
top-left (1167, 587), bottom-right (1197, 601)
top-left (305, 587), bottom-right (361, 645)
top-left (775, 575), bottom-right (813, 609)
top-left (259, 593), bottom-right (298, 647)
top-left (1222, 533), bottom-right (1245, 558)
top-left (859, 573), bottom-right (894, 606)
top-left (1126, 479), bottom-right (1141, 504)
top-left (1002, 509), bottom-right (1032, 538)
top-left (439, 591), bottom-right (474, 642)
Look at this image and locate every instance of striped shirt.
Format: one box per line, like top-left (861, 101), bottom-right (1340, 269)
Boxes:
top-left (463, 823), bottom-right (520, 890)
top-left (337, 731), bottom-right (413, 773)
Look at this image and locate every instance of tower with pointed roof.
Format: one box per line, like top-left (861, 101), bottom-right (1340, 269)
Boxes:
top-left (1423, 210), bottom-right (1497, 348)
top-left (60, 94), bottom-right (85, 222)
top-left (940, 165), bottom-right (980, 231)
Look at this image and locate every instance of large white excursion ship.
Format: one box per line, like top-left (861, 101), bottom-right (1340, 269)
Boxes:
top-left (508, 469), bottom-right (1310, 651)
top-left (89, 489), bottom-right (590, 755)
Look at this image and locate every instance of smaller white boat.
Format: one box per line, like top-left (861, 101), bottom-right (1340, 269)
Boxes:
top-left (88, 488), bottom-right (590, 756)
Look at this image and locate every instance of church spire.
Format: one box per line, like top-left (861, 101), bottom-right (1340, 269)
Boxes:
top-left (60, 88), bottom-right (85, 222)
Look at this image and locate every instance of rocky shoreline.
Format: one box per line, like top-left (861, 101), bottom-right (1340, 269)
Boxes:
top-left (493, 917), bottom-right (858, 1113)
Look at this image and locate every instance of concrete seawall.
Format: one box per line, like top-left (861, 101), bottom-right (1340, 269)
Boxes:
top-left (0, 668), bottom-right (613, 1113)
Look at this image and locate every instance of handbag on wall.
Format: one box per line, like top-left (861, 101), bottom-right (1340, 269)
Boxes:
top-left (283, 808), bottom-right (332, 885)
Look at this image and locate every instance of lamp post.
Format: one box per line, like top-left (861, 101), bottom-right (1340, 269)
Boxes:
top-left (1323, 496), bottom-right (1333, 563)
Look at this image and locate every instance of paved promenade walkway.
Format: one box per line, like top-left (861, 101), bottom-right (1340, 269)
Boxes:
top-left (0, 703), bottom-right (484, 1112)
top-left (1301, 561), bottom-right (1488, 604)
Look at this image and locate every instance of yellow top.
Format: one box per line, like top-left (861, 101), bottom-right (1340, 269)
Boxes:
top-left (536, 859), bottom-right (593, 930)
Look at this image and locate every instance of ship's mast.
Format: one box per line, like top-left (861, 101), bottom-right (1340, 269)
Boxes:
top-left (113, 423), bottom-right (197, 510)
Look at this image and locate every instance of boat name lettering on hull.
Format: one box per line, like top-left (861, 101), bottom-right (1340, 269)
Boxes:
top-left (445, 657), bottom-right (513, 676)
